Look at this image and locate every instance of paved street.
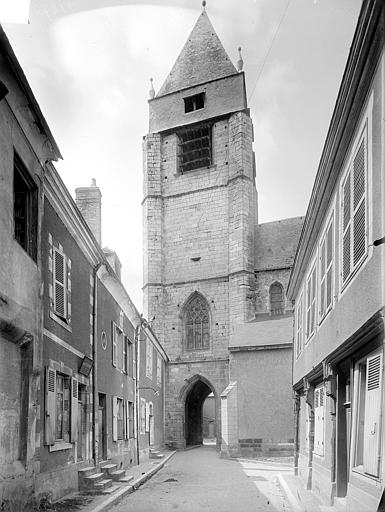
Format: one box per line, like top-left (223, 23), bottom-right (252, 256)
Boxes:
top-left (111, 446), bottom-right (293, 512)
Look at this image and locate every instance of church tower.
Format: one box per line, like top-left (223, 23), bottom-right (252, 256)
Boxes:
top-left (143, 4), bottom-right (258, 449)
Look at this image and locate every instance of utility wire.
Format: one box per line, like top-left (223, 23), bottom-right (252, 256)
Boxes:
top-left (249, 0), bottom-right (292, 101)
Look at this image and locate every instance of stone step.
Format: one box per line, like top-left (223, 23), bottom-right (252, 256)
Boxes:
top-left (94, 478), bottom-right (113, 491)
top-left (100, 463), bottom-right (118, 475)
top-left (102, 483), bottom-right (121, 495)
top-left (150, 453), bottom-right (163, 459)
top-left (119, 475), bottom-right (134, 484)
top-left (78, 466), bottom-right (97, 478)
top-left (81, 472), bottom-right (105, 487)
top-left (110, 469), bottom-right (126, 481)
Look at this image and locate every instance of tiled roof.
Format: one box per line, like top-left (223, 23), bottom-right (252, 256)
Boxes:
top-left (157, 10), bottom-right (237, 97)
top-left (229, 316), bottom-right (294, 348)
top-left (255, 216), bottom-right (304, 271)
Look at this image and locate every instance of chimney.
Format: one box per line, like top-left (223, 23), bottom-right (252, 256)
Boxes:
top-left (75, 179), bottom-right (102, 245)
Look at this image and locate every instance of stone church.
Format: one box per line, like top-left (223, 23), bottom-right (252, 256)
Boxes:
top-left (143, 4), bottom-right (303, 457)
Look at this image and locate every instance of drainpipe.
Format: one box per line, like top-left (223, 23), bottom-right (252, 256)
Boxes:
top-left (135, 323), bottom-right (141, 465)
top-left (293, 391), bottom-right (300, 476)
top-left (92, 262), bottom-right (103, 464)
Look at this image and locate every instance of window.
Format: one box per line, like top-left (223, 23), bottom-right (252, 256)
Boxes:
top-left (295, 292), bottom-right (303, 357)
top-left (48, 235), bottom-right (72, 327)
top-left (44, 367), bottom-right (78, 446)
top-left (146, 339), bottom-right (153, 380)
top-left (117, 398), bottom-right (124, 440)
top-left (178, 123), bottom-right (212, 173)
top-left (353, 351), bottom-right (383, 477)
top-left (140, 398), bottom-right (146, 434)
top-left (112, 322), bottom-right (125, 370)
top-left (127, 337), bottom-right (134, 377)
top-left (156, 355), bottom-right (162, 387)
top-left (319, 216), bottom-right (334, 321)
top-left (13, 153), bottom-right (37, 260)
top-left (269, 282), bottom-right (284, 315)
top-left (184, 92), bottom-right (205, 113)
top-left (185, 294), bottom-right (210, 351)
top-left (128, 401), bottom-right (135, 438)
top-left (305, 263), bottom-right (317, 341)
top-left (341, 126), bottom-right (368, 288)
top-left (314, 385), bottom-right (325, 456)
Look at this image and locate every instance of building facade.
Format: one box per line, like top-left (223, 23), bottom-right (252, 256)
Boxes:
top-left (288, 2), bottom-right (384, 511)
top-left (143, 6), bottom-right (303, 455)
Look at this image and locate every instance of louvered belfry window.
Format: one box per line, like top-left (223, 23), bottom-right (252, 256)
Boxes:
top-left (186, 295), bottom-right (210, 350)
top-left (178, 123), bottom-right (212, 173)
top-left (341, 127), bottom-right (367, 287)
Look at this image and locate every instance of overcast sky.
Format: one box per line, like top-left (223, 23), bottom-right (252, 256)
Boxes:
top-left (4, 0), bottom-right (362, 309)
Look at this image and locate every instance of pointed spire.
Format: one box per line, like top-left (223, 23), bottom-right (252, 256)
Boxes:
top-left (157, 9), bottom-right (237, 97)
top-left (237, 47), bottom-right (243, 72)
top-left (149, 78), bottom-right (155, 99)
top-left (202, 0), bottom-right (206, 9)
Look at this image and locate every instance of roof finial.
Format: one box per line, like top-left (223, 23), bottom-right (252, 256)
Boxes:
top-left (202, 0), bottom-right (206, 10)
top-left (237, 47), bottom-right (244, 72)
top-left (149, 77), bottom-right (155, 99)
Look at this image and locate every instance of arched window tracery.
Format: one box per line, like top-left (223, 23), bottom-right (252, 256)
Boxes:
top-left (185, 294), bottom-right (210, 351)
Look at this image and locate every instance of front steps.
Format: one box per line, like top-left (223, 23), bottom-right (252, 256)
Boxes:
top-left (78, 462), bottom-right (133, 495)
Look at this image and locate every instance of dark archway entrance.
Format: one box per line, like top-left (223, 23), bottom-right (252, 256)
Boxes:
top-left (185, 379), bottom-right (214, 446)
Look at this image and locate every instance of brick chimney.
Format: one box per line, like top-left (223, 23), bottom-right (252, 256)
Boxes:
top-left (75, 179), bottom-right (102, 245)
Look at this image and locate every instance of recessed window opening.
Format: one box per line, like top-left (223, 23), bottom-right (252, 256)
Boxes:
top-left (178, 123), bottom-right (212, 173)
top-left (184, 92), bottom-right (205, 113)
top-left (14, 153), bottom-right (38, 260)
top-left (185, 294), bottom-right (210, 351)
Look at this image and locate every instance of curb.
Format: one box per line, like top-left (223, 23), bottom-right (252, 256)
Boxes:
top-left (277, 473), bottom-right (304, 512)
top-left (89, 451), bottom-right (176, 512)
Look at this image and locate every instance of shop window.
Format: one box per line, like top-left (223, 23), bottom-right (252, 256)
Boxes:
top-left (13, 153), bottom-right (37, 261)
top-left (314, 385), bottom-right (325, 456)
top-left (184, 293), bottom-right (210, 351)
top-left (178, 123), bottom-right (212, 173)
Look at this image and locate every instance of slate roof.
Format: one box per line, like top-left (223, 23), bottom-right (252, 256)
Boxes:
top-left (255, 216), bottom-right (304, 271)
top-left (229, 316), bottom-right (294, 348)
top-left (157, 10), bottom-right (238, 97)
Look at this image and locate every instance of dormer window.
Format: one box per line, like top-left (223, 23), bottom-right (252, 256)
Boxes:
top-left (178, 123), bottom-right (212, 173)
top-left (184, 93), bottom-right (205, 113)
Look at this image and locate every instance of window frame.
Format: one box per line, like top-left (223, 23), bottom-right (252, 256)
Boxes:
top-left (295, 290), bottom-right (304, 358)
top-left (313, 384), bottom-right (325, 457)
top-left (318, 211), bottom-right (335, 324)
top-left (184, 92), bottom-right (205, 113)
top-left (305, 258), bottom-right (317, 343)
top-left (339, 120), bottom-right (370, 293)
top-left (184, 294), bottom-right (210, 352)
top-left (13, 152), bottom-right (38, 261)
top-left (49, 237), bottom-right (72, 329)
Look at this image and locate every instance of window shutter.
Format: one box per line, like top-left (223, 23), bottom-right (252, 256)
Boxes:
top-left (70, 378), bottom-right (78, 442)
top-left (112, 396), bottom-right (118, 441)
top-left (53, 248), bottom-right (67, 318)
top-left (342, 172), bottom-right (352, 284)
top-left (363, 353), bottom-right (382, 477)
top-left (45, 367), bottom-right (56, 445)
top-left (126, 400), bottom-right (130, 440)
top-left (112, 323), bottom-right (117, 367)
top-left (145, 402), bottom-right (150, 432)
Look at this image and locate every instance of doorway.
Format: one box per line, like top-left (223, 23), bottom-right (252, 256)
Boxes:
top-left (98, 393), bottom-right (107, 461)
top-left (185, 378), bottom-right (215, 446)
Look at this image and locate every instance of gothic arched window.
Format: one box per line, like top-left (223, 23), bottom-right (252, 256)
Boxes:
top-left (185, 294), bottom-right (210, 351)
top-left (269, 282), bottom-right (284, 315)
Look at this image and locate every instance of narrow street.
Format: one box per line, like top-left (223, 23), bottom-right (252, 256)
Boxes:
top-left (111, 446), bottom-right (293, 512)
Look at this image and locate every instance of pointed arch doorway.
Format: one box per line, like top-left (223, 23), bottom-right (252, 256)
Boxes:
top-left (183, 376), bottom-right (217, 446)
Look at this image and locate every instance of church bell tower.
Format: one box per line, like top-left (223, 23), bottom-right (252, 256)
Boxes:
top-left (143, 3), bottom-right (258, 449)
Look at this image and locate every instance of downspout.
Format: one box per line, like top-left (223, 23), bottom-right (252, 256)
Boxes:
top-left (293, 391), bottom-right (300, 476)
top-left (135, 323), bottom-right (141, 465)
top-left (92, 262), bottom-right (103, 464)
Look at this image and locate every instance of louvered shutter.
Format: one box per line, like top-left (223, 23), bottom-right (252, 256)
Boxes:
top-left (145, 402), bottom-right (150, 432)
top-left (112, 396), bottom-right (118, 441)
top-left (112, 322), bottom-right (117, 367)
top-left (319, 240), bottom-right (326, 318)
top-left (70, 378), bottom-right (78, 442)
top-left (326, 222), bottom-right (333, 310)
top-left (342, 171), bottom-right (352, 284)
top-left (352, 137), bottom-right (366, 266)
top-left (363, 353), bottom-right (382, 477)
top-left (125, 400), bottom-right (130, 440)
top-left (45, 367), bottom-right (56, 445)
top-left (53, 248), bottom-right (67, 318)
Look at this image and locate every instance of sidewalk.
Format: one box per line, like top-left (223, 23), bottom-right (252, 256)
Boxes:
top-left (49, 450), bottom-right (175, 512)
